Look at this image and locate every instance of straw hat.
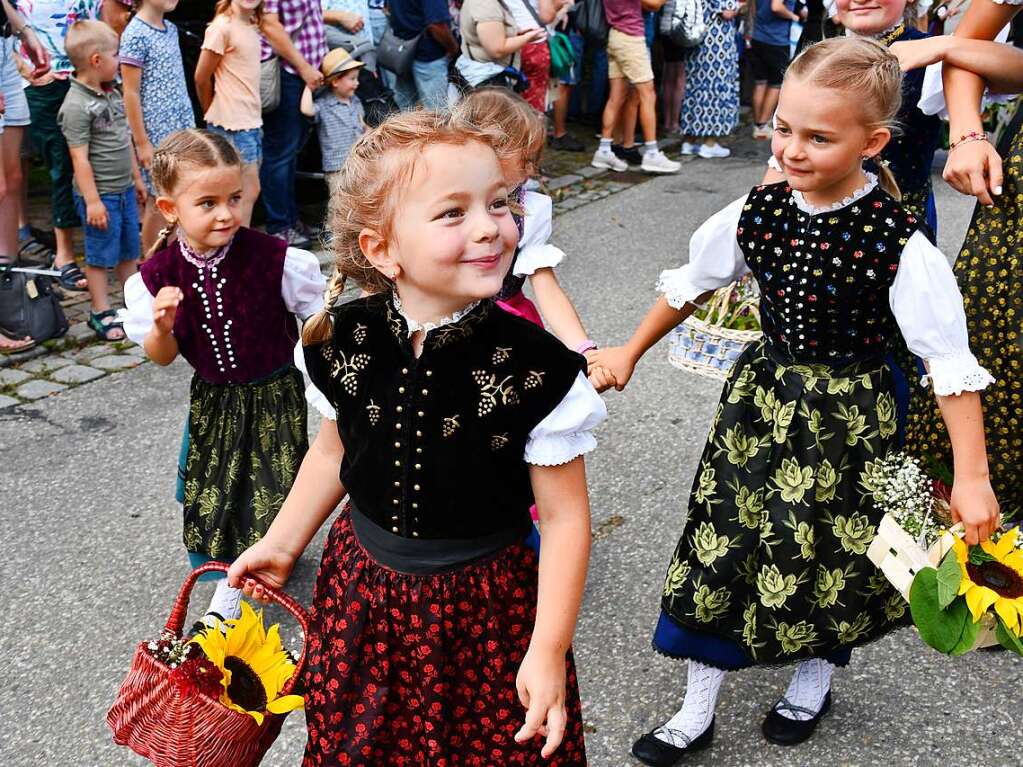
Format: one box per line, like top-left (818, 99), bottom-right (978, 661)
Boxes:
top-left (320, 48), bottom-right (365, 80)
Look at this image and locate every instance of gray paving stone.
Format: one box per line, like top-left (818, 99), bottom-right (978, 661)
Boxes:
top-left (603, 181), bottom-right (632, 193)
top-left (126, 344), bottom-right (149, 357)
top-left (546, 174), bottom-right (583, 191)
top-left (0, 393), bottom-right (19, 408)
top-left (67, 322), bottom-right (94, 342)
top-left (19, 356), bottom-right (75, 374)
top-left (0, 368), bottom-right (31, 386)
top-left (556, 197), bottom-right (587, 212)
top-left (576, 166), bottom-right (606, 179)
top-left (49, 364), bottom-right (106, 384)
top-left (16, 379), bottom-right (67, 399)
top-left (90, 354), bottom-right (142, 370)
top-left (71, 343), bottom-right (118, 362)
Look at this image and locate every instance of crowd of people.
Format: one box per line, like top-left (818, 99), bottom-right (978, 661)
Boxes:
top-left (1, 0), bottom-right (1022, 763)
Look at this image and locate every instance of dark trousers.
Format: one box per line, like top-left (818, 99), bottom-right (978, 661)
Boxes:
top-left (259, 69), bottom-right (308, 234)
top-left (26, 79), bottom-right (81, 230)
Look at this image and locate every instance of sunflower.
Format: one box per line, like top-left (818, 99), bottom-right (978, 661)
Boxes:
top-left (189, 601), bottom-right (304, 724)
top-left (952, 527), bottom-right (1023, 637)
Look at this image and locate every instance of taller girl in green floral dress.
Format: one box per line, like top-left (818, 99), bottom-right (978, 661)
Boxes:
top-left (588, 38), bottom-right (1000, 766)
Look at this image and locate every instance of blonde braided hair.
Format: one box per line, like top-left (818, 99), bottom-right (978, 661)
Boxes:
top-left (785, 37), bottom-right (904, 199)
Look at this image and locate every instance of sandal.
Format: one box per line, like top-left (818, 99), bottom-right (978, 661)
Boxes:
top-left (0, 328), bottom-right (35, 354)
top-left (88, 310), bottom-right (126, 341)
top-left (53, 260), bottom-right (88, 292)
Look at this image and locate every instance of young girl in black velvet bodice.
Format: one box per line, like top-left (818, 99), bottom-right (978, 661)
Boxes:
top-left (229, 112), bottom-right (605, 766)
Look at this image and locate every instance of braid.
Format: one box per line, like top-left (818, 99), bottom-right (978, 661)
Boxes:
top-left (301, 269), bottom-right (347, 345)
top-left (876, 161), bottom-right (902, 201)
top-left (145, 224), bottom-right (175, 260)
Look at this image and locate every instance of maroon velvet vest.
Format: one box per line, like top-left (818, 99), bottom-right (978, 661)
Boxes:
top-left (139, 228), bottom-right (299, 384)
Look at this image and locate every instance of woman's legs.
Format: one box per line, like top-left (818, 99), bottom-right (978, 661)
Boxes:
top-left (661, 60), bottom-right (686, 133)
top-left (0, 126), bottom-right (21, 258)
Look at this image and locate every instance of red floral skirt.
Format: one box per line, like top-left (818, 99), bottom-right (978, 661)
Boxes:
top-left (520, 41), bottom-right (551, 113)
top-left (301, 510), bottom-right (588, 766)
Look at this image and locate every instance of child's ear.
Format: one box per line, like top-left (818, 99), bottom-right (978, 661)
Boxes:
top-left (864, 127), bottom-right (892, 161)
top-left (359, 227), bottom-right (398, 281)
top-left (154, 195), bottom-right (178, 225)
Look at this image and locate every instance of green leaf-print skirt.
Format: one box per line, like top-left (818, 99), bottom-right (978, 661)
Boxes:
top-left (658, 338), bottom-right (909, 667)
top-left (181, 366), bottom-right (308, 561)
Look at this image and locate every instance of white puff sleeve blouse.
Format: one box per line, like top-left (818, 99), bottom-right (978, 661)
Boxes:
top-left (512, 191), bottom-right (566, 277)
top-left (656, 185), bottom-right (994, 396)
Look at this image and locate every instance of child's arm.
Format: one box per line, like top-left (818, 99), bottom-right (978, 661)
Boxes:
top-left (528, 269), bottom-right (589, 348)
top-left (120, 65), bottom-right (153, 171)
top-left (229, 419), bottom-right (346, 595)
top-left (299, 85), bottom-right (316, 118)
top-left (194, 48), bottom-right (222, 116)
top-left (260, 13), bottom-right (324, 89)
top-left (891, 35), bottom-right (1023, 93)
top-left (587, 293), bottom-right (711, 390)
top-left (130, 141), bottom-right (147, 209)
top-left (66, 145), bottom-right (108, 231)
top-left (514, 457), bottom-right (590, 758)
top-left (934, 391), bottom-right (1000, 544)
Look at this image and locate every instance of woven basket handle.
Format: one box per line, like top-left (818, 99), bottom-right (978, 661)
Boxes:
top-left (163, 562), bottom-right (311, 696)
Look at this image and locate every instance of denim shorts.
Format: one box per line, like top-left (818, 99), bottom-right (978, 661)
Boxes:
top-left (73, 187), bottom-right (141, 268)
top-left (205, 124), bottom-right (263, 165)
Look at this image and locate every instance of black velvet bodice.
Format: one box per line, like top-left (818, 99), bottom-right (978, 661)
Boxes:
top-left (737, 181), bottom-right (921, 364)
top-left (304, 294), bottom-right (585, 540)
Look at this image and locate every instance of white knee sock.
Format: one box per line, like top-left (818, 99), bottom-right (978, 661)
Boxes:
top-left (654, 661), bottom-right (726, 748)
top-left (205, 576), bottom-right (242, 622)
top-left (776, 658), bottom-right (833, 721)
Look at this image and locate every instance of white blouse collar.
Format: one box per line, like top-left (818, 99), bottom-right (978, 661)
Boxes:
top-left (790, 171), bottom-right (878, 216)
top-left (391, 293), bottom-right (481, 338)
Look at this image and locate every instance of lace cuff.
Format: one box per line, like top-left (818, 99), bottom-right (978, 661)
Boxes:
top-left (657, 266), bottom-right (709, 309)
top-left (921, 353), bottom-right (995, 396)
top-left (524, 431), bottom-right (598, 466)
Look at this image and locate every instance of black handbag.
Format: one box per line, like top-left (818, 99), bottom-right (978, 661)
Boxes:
top-left (376, 24), bottom-right (423, 77)
top-left (0, 263), bottom-right (69, 343)
top-left (574, 0), bottom-right (608, 48)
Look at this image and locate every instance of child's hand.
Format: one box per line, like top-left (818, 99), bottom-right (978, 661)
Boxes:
top-left (587, 364), bottom-right (617, 393)
top-left (86, 199), bottom-right (109, 231)
top-left (944, 139), bottom-right (1003, 206)
top-left (950, 476), bottom-right (1000, 544)
top-left (585, 346), bottom-right (636, 391)
top-left (152, 286), bottom-right (183, 336)
top-left (514, 645), bottom-right (568, 758)
top-left (890, 37), bottom-right (948, 72)
top-left (227, 539), bottom-right (298, 603)
top-left (136, 140), bottom-right (154, 170)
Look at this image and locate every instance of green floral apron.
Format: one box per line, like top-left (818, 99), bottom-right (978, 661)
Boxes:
top-left (182, 366), bottom-right (308, 560)
top-left (661, 338), bottom-right (909, 665)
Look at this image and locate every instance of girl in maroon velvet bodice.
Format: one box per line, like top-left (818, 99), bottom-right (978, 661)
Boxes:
top-left (122, 129), bottom-right (324, 623)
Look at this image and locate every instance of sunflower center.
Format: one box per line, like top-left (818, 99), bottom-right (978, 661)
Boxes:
top-left (224, 656), bottom-right (268, 712)
top-left (966, 561), bottom-right (1023, 599)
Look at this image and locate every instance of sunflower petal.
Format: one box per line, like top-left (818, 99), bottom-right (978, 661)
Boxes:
top-left (267, 694), bottom-right (305, 714)
top-left (964, 585), bottom-right (998, 623)
top-left (993, 599), bottom-right (1022, 637)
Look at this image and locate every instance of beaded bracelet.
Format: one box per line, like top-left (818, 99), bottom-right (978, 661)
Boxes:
top-left (949, 131), bottom-right (989, 152)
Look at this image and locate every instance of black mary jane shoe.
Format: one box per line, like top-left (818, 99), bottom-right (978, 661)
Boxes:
top-left (762, 691), bottom-right (832, 746)
top-left (631, 718), bottom-right (714, 766)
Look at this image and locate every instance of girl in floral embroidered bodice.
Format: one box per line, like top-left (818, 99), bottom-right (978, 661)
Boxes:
top-left (589, 38), bottom-right (1000, 763)
top-left (122, 129), bottom-right (324, 623)
top-left (227, 112), bottom-right (604, 766)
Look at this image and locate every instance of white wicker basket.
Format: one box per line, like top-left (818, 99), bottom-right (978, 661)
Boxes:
top-left (867, 514), bottom-right (998, 649)
top-left (667, 280), bottom-right (762, 381)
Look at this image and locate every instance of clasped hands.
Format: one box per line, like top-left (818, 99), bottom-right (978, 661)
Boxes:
top-left (585, 346), bottom-right (636, 394)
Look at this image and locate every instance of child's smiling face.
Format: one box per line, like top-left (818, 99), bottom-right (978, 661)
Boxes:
top-left (836, 0), bottom-right (907, 35)
top-left (367, 141), bottom-right (518, 313)
top-left (157, 165), bottom-right (244, 251)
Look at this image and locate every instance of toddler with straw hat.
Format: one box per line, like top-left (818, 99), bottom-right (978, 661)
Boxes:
top-left (300, 48), bottom-right (367, 183)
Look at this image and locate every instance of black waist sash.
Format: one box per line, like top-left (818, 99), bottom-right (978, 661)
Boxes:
top-left (349, 502), bottom-right (532, 575)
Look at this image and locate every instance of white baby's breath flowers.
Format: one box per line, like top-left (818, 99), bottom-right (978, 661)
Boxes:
top-left (871, 453), bottom-right (942, 546)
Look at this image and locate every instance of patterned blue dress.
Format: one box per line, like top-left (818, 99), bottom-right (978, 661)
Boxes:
top-left (679, 0), bottom-right (740, 137)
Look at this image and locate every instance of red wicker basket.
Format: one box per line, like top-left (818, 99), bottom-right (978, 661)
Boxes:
top-left (106, 562), bottom-right (309, 767)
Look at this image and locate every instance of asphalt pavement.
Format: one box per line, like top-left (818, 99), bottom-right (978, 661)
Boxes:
top-left (2, 151), bottom-right (1020, 767)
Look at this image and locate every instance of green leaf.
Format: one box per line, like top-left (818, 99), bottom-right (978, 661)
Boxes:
top-left (995, 617), bottom-right (1023, 657)
top-left (909, 568), bottom-right (974, 654)
top-left (949, 609), bottom-right (981, 656)
top-left (936, 550), bottom-right (963, 610)
top-left (968, 546), bottom-right (996, 566)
